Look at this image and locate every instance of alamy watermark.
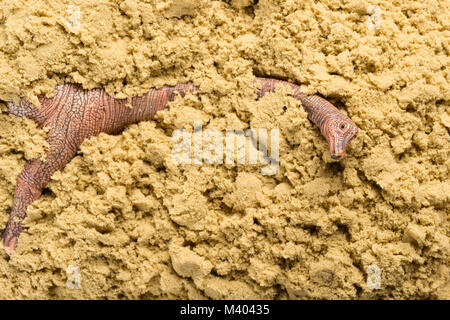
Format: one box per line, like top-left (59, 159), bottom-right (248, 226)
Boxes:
top-left (367, 5), bottom-right (381, 30)
top-left (366, 264), bottom-right (381, 290)
top-left (171, 121), bottom-right (279, 175)
top-left (67, 5), bottom-right (81, 33)
top-left (66, 265), bottom-right (81, 289)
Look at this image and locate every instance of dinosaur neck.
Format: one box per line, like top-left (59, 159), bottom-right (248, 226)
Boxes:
top-left (255, 77), bottom-right (343, 132)
top-left (128, 82), bottom-right (197, 124)
top-left (127, 78), bottom-right (339, 134)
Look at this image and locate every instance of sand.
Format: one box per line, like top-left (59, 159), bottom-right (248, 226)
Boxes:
top-left (0, 0), bottom-right (449, 299)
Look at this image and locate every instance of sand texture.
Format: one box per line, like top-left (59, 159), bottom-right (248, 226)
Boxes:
top-left (0, 0), bottom-right (449, 299)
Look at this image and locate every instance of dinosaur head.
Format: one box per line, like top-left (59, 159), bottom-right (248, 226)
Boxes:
top-left (326, 117), bottom-right (359, 160)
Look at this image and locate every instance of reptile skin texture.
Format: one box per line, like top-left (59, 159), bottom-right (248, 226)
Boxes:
top-left (2, 78), bottom-right (358, 254)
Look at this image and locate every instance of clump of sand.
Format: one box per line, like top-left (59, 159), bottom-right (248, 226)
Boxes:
top-left (0, 0), bottom-right (448, 299)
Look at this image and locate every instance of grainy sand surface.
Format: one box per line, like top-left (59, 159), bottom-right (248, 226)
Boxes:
top-left (0, 0), bottom-right (448, 299)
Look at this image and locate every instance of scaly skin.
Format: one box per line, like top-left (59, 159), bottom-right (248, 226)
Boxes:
top-left (1, 78), bottom-right (358, 254)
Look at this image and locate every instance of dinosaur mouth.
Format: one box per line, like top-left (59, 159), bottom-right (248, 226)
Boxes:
top-left (329, 141), bottom-right (346, 160)
top-left (331, 151), bottom-right (345, 160)
top-left (329, 127), bottom-right (358, 160)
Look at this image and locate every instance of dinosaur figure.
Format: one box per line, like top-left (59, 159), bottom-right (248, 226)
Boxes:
top-left (1, 77), bottom-right (358, 254)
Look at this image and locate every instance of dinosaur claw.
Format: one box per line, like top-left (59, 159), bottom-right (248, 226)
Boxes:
top-left (2, 233), bottom-right (17, 256)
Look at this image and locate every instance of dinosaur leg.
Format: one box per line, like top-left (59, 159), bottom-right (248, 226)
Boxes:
top-left (2, 136), bottom-right (77, 255)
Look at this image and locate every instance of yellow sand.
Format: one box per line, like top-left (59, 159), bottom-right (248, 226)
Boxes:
top-left (0, 0), bottom-right (449, 299)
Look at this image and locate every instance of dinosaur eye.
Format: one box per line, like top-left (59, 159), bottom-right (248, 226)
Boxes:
top-left (340, 123), bottom-right (346, 130)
